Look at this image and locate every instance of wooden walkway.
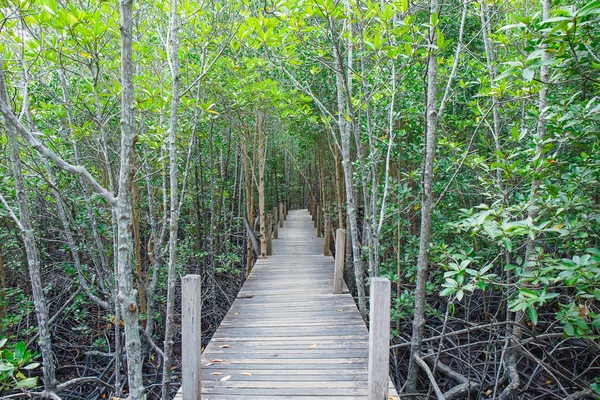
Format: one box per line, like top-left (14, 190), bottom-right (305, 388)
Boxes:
top-left (176, 209), bottom-right (398, 399)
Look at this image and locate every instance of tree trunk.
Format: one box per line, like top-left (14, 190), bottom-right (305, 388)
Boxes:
top-left (330, 18), bottom-right (366, 318)
top-left (406, 0), bottom-right (440, 391)
top-left (116, 1), bottom-right (145, 397)
top-left (0, 60), bottom-right (57, 394)
top-left (162, 0), bottom-right (181, 396)
top-left (257, 110), bottom-right (267, 259)
top-left (243, 124), bottom-right (254, 275)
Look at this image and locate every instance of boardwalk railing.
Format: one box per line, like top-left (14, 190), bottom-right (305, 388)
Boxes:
top-left (181, 275), bottom-right (202, 400)
top-left (180, 206), bottom-right (394, 400)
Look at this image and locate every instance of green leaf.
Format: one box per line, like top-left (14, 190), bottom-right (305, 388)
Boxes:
top-left (436, 30), bottom-right (444, 49)
top-left (577, 0), bottom-right (600, 17)
top-left (14, 342), bottom-right (26, 363)
top-left (15, 377), bottom-right (38, 389)
top-left (523, 67), bottom-right (534, 82)
top-left (23, 363), bottom-right (40, 370)
top-left (431, 12), bottom-right (438, 26)
top-left (401, 0), bottom-right (408, 13)
top-left (526, 306), bottom-right (538, 325)
top-left (564, 323), bottom-right (575, 336)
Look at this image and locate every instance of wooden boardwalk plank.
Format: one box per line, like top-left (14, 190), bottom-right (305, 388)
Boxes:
top-left (175, 209), bottom-right (399, 399)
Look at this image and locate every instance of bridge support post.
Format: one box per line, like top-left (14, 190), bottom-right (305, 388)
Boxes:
top-left (266, 213), bottom-right (273, 256)
top-left (314, 205), bottom-right (319, 229)
top-left (284, 202), bottom-right (287, 219)
top-left (182, 275), bottom-right (202, 400)
top-left (279, 203), bottom-right (284, 227)
top-left (323, 213), bottom-right (331, 256)
top-left (368, 278), bottom-right (391, 400)
top-left (333, 229), bottom-right (345, 294)
top-left (273, 207), bottom-right (279, 239)
top-left (316, 207), bottom-right (322, 236)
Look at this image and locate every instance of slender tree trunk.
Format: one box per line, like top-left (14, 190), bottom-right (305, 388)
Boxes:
top-left (0, 242), bottom-right (5, 321)
top-left (243, 124), bottom-right (254, 275)
top-left (479, 0), bottom-right (503, 192)
top-left (406, 0), bottom-right (440, 391)
top-left (116, 1), bottom-right (145, 397)
top-left (208, 119), bottom-right (217, 312)
top-left (162, 0), bottom-right (181, 396)
top-left (0, 61), bottom-right (57, 395)
top-left (132, 153), bottom-right (147, 321)
top-left (330, 18), bottom-right (366, 318)
top-left (501, 2), bottom-right (551, 398)
top-left (144, 157), bottom-right (165, 340)
top-left (257, 110), bottom-right (267, 259)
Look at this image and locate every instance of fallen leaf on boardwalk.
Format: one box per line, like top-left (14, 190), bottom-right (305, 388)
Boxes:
top-left (211, 359), bottom-right (224, 363)
top-left (234, 312), bottom-right (239, 316)
top-left (204, 362), bottom-right (213, 366)
top-left (240, 372), bottom-right (252, 376)
top-left (388, 397), bottom-right (398, 400)
top-left (309, 343), bottom-right (317, 349)
top-left (211, 372), bottom-right (223, 375)
top-left (220, 375), bottom-right (231, 382)
top-left (336, 309), bottom-right (344, 312)
top-left (219, 344), bottom-right (230, 348)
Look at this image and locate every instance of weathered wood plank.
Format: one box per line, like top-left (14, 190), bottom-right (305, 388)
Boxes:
top-left (182, 275), bottom-right (202, 400)
top-left (334, 228), bottom-right (345, 294)
top-left (368, 278), bottom-right (391, 400)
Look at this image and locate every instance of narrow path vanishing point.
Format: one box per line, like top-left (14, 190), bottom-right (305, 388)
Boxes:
top-left (175, 209), bottom-right (399, 399)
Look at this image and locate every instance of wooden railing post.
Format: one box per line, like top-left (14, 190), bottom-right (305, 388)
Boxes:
top-left (333, 229), bottom-right (345, 294)
top-left (273, 207), bottom-right (279, 239)
top-left (182, 275), bottom-right (202, 400)
top-left (368, 278), bottom-right (391, 400)
top-left (279, 203), bottom-right (284, 227)
top-left (323, 213), bottom-right (331, 256)
top-left (266, 213), bottom-right (273, 256)
top-left (316, 207), bottom-right (322, 236)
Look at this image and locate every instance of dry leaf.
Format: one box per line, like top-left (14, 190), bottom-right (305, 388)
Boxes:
top-left (211, 372), bottom-right (223, 375)
top-left (485, 389), bottom-right (492, 395)
top-left (240, 372), bottom-right (252, 376)
top-left (220, 375), bottom-right (232, 382)
top-left (234, 312), bottom-right (240, 316)
top-left (204, 362), bottom-right (213, 366)
top-left (211, 359), bottom-right (224, 363)
top-left (219, 344), bottom-right (231, 348)
top-left (309, 343), bottom-right (317, 349)
top-left (336, 309), bottom-right (344, 312)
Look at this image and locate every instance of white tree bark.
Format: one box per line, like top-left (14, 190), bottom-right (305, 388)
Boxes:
top-left (406, 0), bottom-right (440, 391)
top-left (116, 0), bottom-right (145, 397)
top-left (0, 58), bottom-right (57, 396)
top-left (162, 0), bottom-right (181, 395)
top-left (330, 16), bottom-right (367, 318)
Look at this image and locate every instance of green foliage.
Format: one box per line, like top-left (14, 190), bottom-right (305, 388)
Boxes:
top-left (0, 339), bottom-right (39, 392)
